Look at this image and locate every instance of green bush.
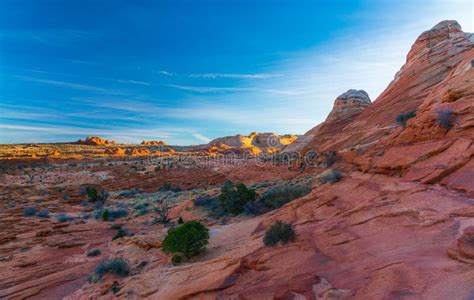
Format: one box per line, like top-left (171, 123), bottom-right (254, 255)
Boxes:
top-left (102, 209), bottom-right (109, 221)
top-left (86, 248), bottom-right (102, 257)
top-left (263, 221), bottom-right (295, 247)
top-left (395, 109), bottom-right (417, 127)
top-left (86, 186), bottom-right (109, 202)
top-left (319, 169), bottom-right (343, 184)
top-left (112, 228), bottom-right (131, 240)
top-left (171, 254), bottom-right (183, 265)
top-left (90, 258), bottom-right (130, 282)
top-left (162, 221), bottom-right (209, 259)
top-left (218, 180), bottom-right (256, 215)
top-left (261, 185), bottom-right (311, 210)
top-left (23, 207), bottom-right (37, 217)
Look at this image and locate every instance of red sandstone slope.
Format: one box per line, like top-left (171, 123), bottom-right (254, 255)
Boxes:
top-left (63, 20), bottom-right (474, 299)
top-left (300, 20), bottom-right (473, 153)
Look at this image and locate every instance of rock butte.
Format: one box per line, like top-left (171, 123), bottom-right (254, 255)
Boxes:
top-left (0, 20), bottom-right (473, 299)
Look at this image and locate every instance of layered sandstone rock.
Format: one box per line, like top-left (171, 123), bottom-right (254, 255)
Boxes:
top-left (297, 20), bottom-right (473, 154)
top-left (75, 136), bottom-right (116, 146)
top-left (192, 132), bottom-right (299, 155)
top-left (283, 89), bottom-right (371, 153)
top-left (140, 140), bottom-right (168, 146)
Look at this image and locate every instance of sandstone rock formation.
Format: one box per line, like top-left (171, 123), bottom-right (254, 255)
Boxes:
top-left (1, 20), bottom-right (473, 300)
top-left (283, 89), bottom-right (371, 153)
top-left (140, 140), bottom-right (168, 146)
top-left (75, 136), bottom-right (116, 146)
top-left (192, 132), bottom-right (299, 155)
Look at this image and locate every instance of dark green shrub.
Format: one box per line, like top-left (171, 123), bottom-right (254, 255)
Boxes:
top-left (178, 216), bottom-right (184, 224)
top-left (102, 209), bottom-right (109, 221)
top-left (260, 185), bottom-right (311, 210)
top-left (36, 209), bottom-right (50, 218)
top-left (436, 108), bottom-right (454, 129)
top-left (263, 221), bottom-right (295, 247)
top-left (86, 186), bottom-right (109, 202)
top-left (323, 151), bottom-right (337, 167)
top-left (23, 207), bottom-right (37, 217)
top-left (112, 228), bottom-right (131, 240)
top-left (319, 170), bottom-right (343, 184)
top-left (159, 183), bottom-right (182, 192)
top-left (162, 221), bottom-right (209, 258)
top-left (218, 181), bottom-right (256, 215)
top-left (91, 258), bottom-right (130, 282)
top-left (171, 254), bottom-right (183, 265)
top-left (395, 109), bottom-right (417, 127)
top-left (86, 248), bottom-right (102, 257)
top-left (56, 213), bottom-right (74, 222)
top-left (95, 208), bottom-right (128, 221)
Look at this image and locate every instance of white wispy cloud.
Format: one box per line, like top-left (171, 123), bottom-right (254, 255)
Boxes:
top-left (164, 84), bottom-right (301, 95)
top-left (189, 73), bottom-right (281, 79)
top-left (158, 70), bottom-right (175, 76)
top-left (116, 79), bottom-right (151, 86)
top-left (14, 75), bottom-right (121, 94)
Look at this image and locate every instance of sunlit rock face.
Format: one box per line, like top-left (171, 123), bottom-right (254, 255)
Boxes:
top-left (202, 132), bottom-right (299, 155)
top-left (326, 89), bottom-right (371, 122)
top-left (282, 90), bottom-right (371, 153)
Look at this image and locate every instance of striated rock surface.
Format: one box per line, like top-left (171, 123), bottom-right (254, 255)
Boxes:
top-left (284, 90), bottom-right (371, 153)
top-left (298, 20), bottom-right (473, 154)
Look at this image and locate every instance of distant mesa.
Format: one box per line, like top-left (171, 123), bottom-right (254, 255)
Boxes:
top-left (75, 136), bottom-right (116, 146)
top-left (193, 132), bottom-right (299, 155)
top-left (141, 140), bottom-right (168, 146)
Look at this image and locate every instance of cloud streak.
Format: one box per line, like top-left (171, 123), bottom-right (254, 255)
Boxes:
top-left (164, 84), bottom-right (301, 95)
top-left (14, 76), bottom-right (122, 94)
top-left (189, 73), bottom-right (281, 79)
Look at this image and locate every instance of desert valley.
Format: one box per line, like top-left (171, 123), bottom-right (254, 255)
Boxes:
top-left (1, 19), bottom-right (473, 299)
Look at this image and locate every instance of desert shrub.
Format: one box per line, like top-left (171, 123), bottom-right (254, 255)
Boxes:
top-left (162, 221), bottom-right (209, 259)
top-left (319, 169), bottom-right (343, 184)
top-left (86, 248), bottom-right (102, 257)
top-left (436, 108), bottom-right (455, 129)
top-left (85, 186), bottom-right (109, 202)
top-left (102, 209), bottom-right (109, 221)
top-left (95, 208), bottom-right (128, 221)
top-left (323, 151), bottom-right (337, 167)
top-left (154, 200), bottom-right (171, 223)
top-left (23, 207), bottom-right (37, 217)
top-left (91, 258), bottom-right (130, 282)
top-left (159, 183), bottom-right (182, 193)
top-left (112, 227), bottom-right (133, 240)
top-left (218, 181), bottom-right (256, 215)
top-left (133, 202), bottom-right (149, 210)
top-left (243, 200), bottom-right (267, 215)
top-left (193, 195), bottom-right (219, 208)
top-left (136, 207), bottom-right (149, 216)
top-left (395, 109), bottom-right (417, 127)
top-left (118, 188), bottom-right (141, 198)
top-left (36, 209), bottom-right (50, 218)
top-left (260, 185), bottom-right (311, 210)
top-left (263, 221), bottom-right (295, 247)
top-left (171, 254), bottom-right (183, 265)
top-left (177, 216), bottom-right (184, 224)
top-left (56, 213), bottom-right (74, 222)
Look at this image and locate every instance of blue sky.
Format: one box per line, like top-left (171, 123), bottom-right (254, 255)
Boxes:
top-left (0, 0), bottom-right (473, 145)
